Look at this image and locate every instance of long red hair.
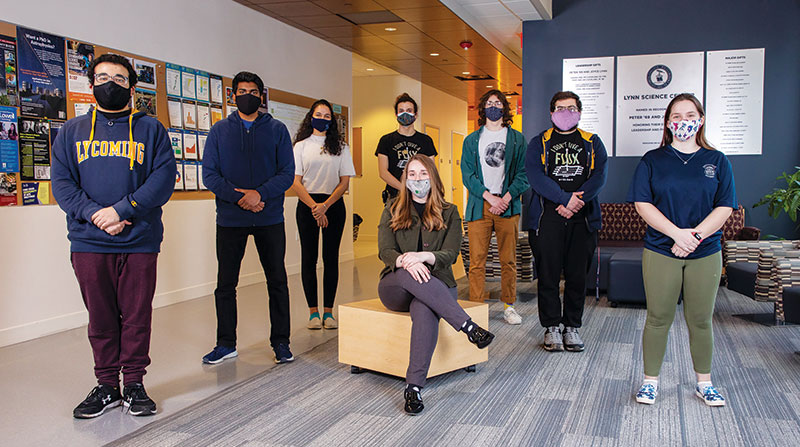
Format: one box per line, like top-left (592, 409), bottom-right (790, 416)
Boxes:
top-left (389, 154), bottom-right (448, 232)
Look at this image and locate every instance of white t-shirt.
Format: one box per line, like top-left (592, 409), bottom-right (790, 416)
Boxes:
top-left (478, 127), bottom-right (508, 195)
top-left (294, 134), bottom-right (356, 194)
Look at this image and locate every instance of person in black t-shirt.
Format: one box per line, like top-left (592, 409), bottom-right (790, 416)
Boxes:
top-left (375, 93), bottom-right (437, 202)
top-left (523, 91), bottom-right (608, 354)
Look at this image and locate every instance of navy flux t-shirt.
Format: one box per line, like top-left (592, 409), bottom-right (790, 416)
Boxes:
top-left (626, 146), bottom-right (736, 259)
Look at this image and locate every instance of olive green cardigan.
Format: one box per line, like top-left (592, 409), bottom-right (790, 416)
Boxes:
top-left (378, 200), bottom-right (463, 288)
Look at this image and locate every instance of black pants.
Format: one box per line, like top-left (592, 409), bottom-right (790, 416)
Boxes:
top-left (530, 214), bottom-right (597, 328)
top-left (214, 223), bottom-right (290, 348)
top-left (296, 194), bottom-right (346, 309)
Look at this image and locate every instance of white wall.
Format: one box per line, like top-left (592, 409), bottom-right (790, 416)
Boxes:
top-left (0, 0), bottom-right (354, 346)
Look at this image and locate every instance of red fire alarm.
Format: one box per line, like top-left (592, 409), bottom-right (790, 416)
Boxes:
top-left (460, 40), bottom-right (473, 50)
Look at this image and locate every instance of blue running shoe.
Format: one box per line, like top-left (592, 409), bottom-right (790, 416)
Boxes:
top-left (273, 343), bottom-right (294, 364)
top-left (635, 383), bottom-right (657, 405)
top-left (202, 346), bottom-right (238, 364)
top-left (696, 384), bottom-right (726, 407)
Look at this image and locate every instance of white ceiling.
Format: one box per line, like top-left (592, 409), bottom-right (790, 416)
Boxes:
top-left (440, 0), bottom-right (551, 67)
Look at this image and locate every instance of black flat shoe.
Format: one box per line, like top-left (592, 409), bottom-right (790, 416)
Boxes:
top-left (404, 388), bottom-right (424, 415)
top-left (466, 325), bottom-right (495, 349)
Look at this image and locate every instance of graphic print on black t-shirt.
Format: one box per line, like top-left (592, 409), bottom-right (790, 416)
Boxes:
top-left (375, 131), bottom-right (437, 196)
top-left (484, 141), bottom-right (505, 168)
top-left (547, 131), bottom-right (589, 192)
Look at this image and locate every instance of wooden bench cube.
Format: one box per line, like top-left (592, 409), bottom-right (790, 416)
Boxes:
top-left (338, 298), bottom-right (489, 379)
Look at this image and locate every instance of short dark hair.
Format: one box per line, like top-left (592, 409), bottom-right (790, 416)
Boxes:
top-left (549, 91), bottom-right (582, 112)
top-left (477, 89), bottom-right (514, 127)
top-left (87, 53), bottom-right (137, 87)
top-left (394, 92), bottom-right (418, 114)
top-left (232, 71), bottom-right (264, 94)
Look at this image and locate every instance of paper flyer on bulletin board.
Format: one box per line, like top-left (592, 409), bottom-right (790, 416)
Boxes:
top-left (705, 48), bottom-right (764, 155)
top-left (182, 100), bottom-right (197, 130)
top-left (21, 181), bottom-right (49, 205)
top-left (616, 51), bottom-right (704, 157)
top-left (196, 71), bottom-right (210, 103)
top-left (18, 117), bottom-right (50, 180)
top-left (181, 67), bottom-right (196, 100)
top-left (17, 27), bottom-right (67, 120)
top-left (183, 131), bottom-right (197, 160)
top-left (197, 103), bottom-right (210, 131)
top-left (0, 172), bottom-right (16, 206)
top-left (174, 161), bottom-right (184, 190)
top-left (135, 89), bottom-right (157, 117)
top-left (168, 129), bottom-right (183, 159)
top-left (210, 74), bottom-right (223, 104)
top-left (268, 101), bottom-right (308, 141)
top-left (134, 59), bottom-right (157, 91)
top-left (0, 106), bottom-right (19, 172)
top-left (562, 56), bottom-right (614, 153)
top-left (0, 34), bottom-right (19, 106)
top-left (198, 132), bottom-right (207, 160)
top-left (183, 160), bottom-right (198, 190)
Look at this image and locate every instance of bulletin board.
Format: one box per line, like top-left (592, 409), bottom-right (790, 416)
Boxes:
top-left (0, 19), bottom-right (350, 207)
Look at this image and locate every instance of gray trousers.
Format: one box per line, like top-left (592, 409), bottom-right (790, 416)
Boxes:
top-left (378, 269), bottom-right (470, 387)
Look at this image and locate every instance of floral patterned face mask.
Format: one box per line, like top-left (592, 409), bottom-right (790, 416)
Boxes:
top-left (668, 119), bottom-right (702, 142)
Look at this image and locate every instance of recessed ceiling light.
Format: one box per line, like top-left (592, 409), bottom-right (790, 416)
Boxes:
top-left (486, 85), bottom-right (493, 88)
top-left (462, 71), bottom-right (470, 75)
top-left (366, 68), bottom-right (375, 71)
top-left (384, 27), bottom-right (397, 31)
top-left (429, 52), bottom-right (439, 56)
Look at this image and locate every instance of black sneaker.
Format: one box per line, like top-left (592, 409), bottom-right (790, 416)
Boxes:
top-left (465, 322), bottom-right (495, 349)
top-left (123, 383), bottom-right (157, 416)
top-left (404, 386), bottom-right (424, 415)
top-left (73, 384), bottom-right (122, 419)
top-left (273, 343), bottom-right (295, 364)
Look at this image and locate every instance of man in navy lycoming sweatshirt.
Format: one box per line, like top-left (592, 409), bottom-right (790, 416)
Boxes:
top-left (51, 54), bottom-right (176, 418)
top-left (201, 71), bottom-right (296, 365)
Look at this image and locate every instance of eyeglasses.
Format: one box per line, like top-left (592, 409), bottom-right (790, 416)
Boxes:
top-left (236, 89), bottom-right (261, 97)
top-left (94, 73), bottom-right (129, 87)
top-left (554, 106), bottom-right (579, 112)
top-left (485, 101), bottom-right (503, 108)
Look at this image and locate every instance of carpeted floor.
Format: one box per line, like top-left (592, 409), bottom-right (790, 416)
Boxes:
top-left (108, 287), bottom-right (800, 447)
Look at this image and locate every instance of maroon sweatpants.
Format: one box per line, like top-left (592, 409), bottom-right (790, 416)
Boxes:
top-left (71, 252), bottom-right (158, 386)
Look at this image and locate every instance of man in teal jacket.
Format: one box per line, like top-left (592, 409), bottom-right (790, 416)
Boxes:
top-left (461, 90), bottom-right (529, 325)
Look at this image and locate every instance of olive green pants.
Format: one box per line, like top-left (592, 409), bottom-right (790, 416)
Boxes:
top-left (641, 249), bottom-right (722, 377)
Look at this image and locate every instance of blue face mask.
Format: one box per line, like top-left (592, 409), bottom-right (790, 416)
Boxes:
top-left (484, 106), bottom-right (504, 122)
top-left (397, 112), bottom-right (416, 126)
top-left (311, 117), bottom-right (331, 132)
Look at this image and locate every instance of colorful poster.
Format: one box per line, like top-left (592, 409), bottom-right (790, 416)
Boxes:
top-left (135, 89), bottom-right (157, 117)
top-left (616, 52), bottom-right (704, 157)
top-left (182, 100), bottom-right (197, 130)
top-left (165, 63), bottom-right (181, 97)
top-left (225, 86), bottom-right (235, 105)
top-left (0, 172), bottom-right (17, 206)
top-left (198, 132), bottom-right (208, 160)
top-left (168, 129), bottom-right (182, 159)
top-left (17, 28), bottom-right (67, 120)
top-left (18, 117), bottom-right (50, 180)
top-left (197, 103), bottom-right (210, 131)
top-left (181, 67), bottom-right (196, 100)
top-left (210, 104), bottom-right (223, 126)
top-left (562, 56), bottom-right (615, 153)
top-left (0, 106), bottom-right (19, 172)
top-left (196, 71), bottom-right (210, 102)
top-left (210, 74), bottom-right (223, 104)
top-left (183, 160), bottom-right (198, 190)
top-left (21, 181), bottom-right (49, 205)
top-left (134, 59), bottom-right (157, 91)
top-left (66, 41), bottom-right (93, 95)
top-left (167, 97), bottom-right (182, 128)
top-left (705, 48), bottom-right (765, 155)
top-left (0, 34), bottom-right (18, 106)
top-left (183, 131), bottom-right (197, 160)
top-left (174, 161), bottom-right (184, 190)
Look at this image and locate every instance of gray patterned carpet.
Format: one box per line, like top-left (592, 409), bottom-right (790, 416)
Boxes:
top-left (108, 287), bottom-right (800, 447)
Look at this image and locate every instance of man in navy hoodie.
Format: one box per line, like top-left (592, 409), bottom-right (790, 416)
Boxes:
top-left (52, 54), bottom-right (176, 418)
top-left (201, 72), bottom-right (295, 365)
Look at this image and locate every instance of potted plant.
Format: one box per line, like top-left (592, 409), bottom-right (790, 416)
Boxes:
top-left (754, 166), bottom-right (800, 229)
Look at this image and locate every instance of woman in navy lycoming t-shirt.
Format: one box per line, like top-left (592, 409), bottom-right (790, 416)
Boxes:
top-left (627, 94), bottom-right (736, 408)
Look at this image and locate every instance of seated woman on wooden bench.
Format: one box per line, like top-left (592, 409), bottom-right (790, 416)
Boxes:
top-left (378, 154), bottom-right (495, 415)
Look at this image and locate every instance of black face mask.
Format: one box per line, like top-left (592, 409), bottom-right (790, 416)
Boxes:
top-left (93, 81), bottom-right (131, 111)
top-left (236, 94), bottom-right (261, 115)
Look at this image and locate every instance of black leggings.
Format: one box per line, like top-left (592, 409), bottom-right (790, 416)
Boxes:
top-left (296, 194), bottom-right (346, 309)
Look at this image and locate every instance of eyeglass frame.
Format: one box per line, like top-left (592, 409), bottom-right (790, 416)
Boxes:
top-left (485, 100), bottom-right (504, 108)
top-left (93, 73), bottom-right (130, 87)
top-left (554, 105), bottom-right (579, 112)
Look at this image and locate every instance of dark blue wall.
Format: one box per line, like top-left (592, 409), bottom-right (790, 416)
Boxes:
top-left (522, 0), bottom-right (800, 238)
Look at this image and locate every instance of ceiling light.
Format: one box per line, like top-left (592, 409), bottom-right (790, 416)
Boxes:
top-left (384, 27), bottom-right (397, 32)
top-left (462, 71), bottom-right (470, 75)
top-left (429, 52), bottom-right (439, 56)
top-left (486, 85), bottom-right (493, 88)
top-left (366, 68), bottom-right (375, 71)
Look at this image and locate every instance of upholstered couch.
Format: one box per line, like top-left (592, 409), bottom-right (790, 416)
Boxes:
top-left (588, 203), bottom-right (756, 306)
top-left (460, 222), bottom-right (535, 282)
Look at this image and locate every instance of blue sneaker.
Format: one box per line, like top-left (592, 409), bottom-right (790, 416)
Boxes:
top-left (696, 384), bottom-right (726, 407)
top-left (202, 346), bottom-right (238, 364)
top-left (273, 343), bottom-right (294, 364)
top-left (635, 383), bottom-right (657, 405)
